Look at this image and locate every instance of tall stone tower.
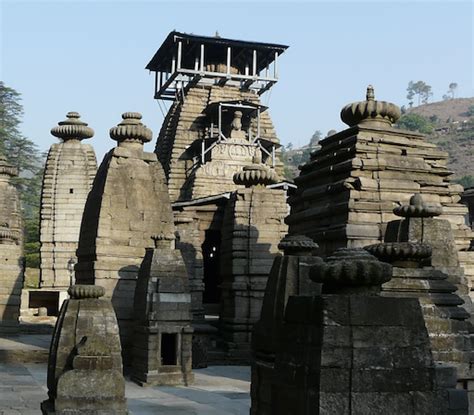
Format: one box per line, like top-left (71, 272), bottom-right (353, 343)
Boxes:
top-left (146, 32), bottom-right (289, 364)
top-left (76, 112), bottom-right (176, 362)
top-left (146, 32), bottom-right (287, 304)
top-left (39, 112), bottom-right (97, 290)
top-left (0, 154), bottom-right (23, 333)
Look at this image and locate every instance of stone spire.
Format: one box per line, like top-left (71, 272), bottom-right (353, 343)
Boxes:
top-left (233, 151), bottom-right (279, 187)
top-left (109, 112), bottom-right (152, 146)
top-left (340, 85), bottom-right (401, 127)
top-left (50, 112), bottom-right (94, 142)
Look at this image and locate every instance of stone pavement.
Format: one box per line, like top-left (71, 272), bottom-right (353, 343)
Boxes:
top-left (0, 361), bottom-right (251, 414)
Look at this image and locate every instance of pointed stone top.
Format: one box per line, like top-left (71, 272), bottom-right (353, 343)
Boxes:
top-left (393, 193), bottom-right (443, 217)
top-left (0, 154), bottom-right (18, 178)
top-left (233, 150), bottom-right (279, 187)
top-left (340, 85), bottom-right (401, 128)
top-left (109, 112), bottom-right (152, 145)
top-left (51, 112), bottom-right (94, 141)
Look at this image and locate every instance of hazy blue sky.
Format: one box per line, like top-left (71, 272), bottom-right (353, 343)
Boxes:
top-left (1, 0), bottom-right (472, 159)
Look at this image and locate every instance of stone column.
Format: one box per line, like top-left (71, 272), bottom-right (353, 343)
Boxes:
top-left (40, 112), bottom-right (96, 289)
top-left (0, 155), bottom-right (23, 334)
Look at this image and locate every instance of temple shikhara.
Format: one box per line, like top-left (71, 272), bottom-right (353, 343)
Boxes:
top-left (1, 30), bottom-right (473, 415)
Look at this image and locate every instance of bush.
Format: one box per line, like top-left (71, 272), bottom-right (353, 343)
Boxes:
top-left (396, 113), bottom-right (434, 134)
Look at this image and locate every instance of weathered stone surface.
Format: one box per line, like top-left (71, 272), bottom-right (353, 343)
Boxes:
top-left (219, 178), bottom-right (288, 358)
top-left (41, 284), bottom-right (126, 414)
top-left (0, 153), bottom-right (23, 334)
top-left (76, 112), bottom-right (174, 363)
top-left (287, 87), bottom-right (473, 259)
top-left (252, 230), bottom-right (467, 413)
top-left (40, 112), bottom-right (97, 289)
top-left (131, 236), bottom-right (194, 386)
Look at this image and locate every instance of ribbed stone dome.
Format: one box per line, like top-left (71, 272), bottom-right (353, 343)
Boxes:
top-left (233, 151), bottom-right (279, 187)
top-left (310, 248), bottom-right (392, 290)
top-left (278, 234), bottom-right (319, 255)
top-left (365, 242), bottom-right (432, 263)
top-left (109, 112), bottom-right (152, 144)
top-left (393, 193), bottom-right (443, 218)
top-left (51, 112), bottom-right (94, 141)
top-left (340, 85), bottom-right (401, 127)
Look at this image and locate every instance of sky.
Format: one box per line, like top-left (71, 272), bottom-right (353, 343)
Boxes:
top-left (1, 0), bottom-right (473, 160)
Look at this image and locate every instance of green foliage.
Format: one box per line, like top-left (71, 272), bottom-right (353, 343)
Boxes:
top-left (406, 80), bottom-right (433, 106)
top-left (466, 105), bottom-right (474, 117)
top-left (396, 113), bottom-right (434, 134)
top-left (454, 175), bottom-right (474, 189)
top-left (25, 242), bottom-right (40, 268)
top-left (0, 82), bottom-right (44, 268)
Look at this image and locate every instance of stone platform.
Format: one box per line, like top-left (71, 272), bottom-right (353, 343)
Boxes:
top-left (0, 336), bottom-right (250, 414)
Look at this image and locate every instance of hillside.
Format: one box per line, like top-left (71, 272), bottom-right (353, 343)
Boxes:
top-left (407, 97), bottom-right (474, 186)
top-left (282, 98), bottom-right (474, 187)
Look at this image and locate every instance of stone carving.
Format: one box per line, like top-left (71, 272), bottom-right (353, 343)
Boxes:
top-left (340, 84), bottom-right (401, 127)
top-left (0, 153), bottom-right (23, 334)
top-left (393, 193), bottom-right (443, 217)
top-left (41, 284), bottom-right (126, 414)
top-left (39, 112), bottom-right (97, 291)
top-left (233, 152), bottom-right (279, 187)
top-left (76, 112), bottom-right (175, 364)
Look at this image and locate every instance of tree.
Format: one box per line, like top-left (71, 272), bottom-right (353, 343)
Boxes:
top-left (0, 82), bottom-right (44, 268)
top-left (448, 82), bottom-right (458, 99)
top-left (309, 130), bottom-right (322, 148)
top-left (396, 113), bottom-right (434, 134)
top-left (406, 80), bottom-right (433, 106)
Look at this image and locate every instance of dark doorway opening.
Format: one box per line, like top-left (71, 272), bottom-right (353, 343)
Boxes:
top-left (161, 333), bottom-right (177, 365)
top-left (202, 229), bottom-right (222, 304)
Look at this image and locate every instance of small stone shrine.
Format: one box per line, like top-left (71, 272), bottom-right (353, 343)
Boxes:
top-left (76, 112), bottom-right (175, 362)
top-left (0, 153), bottom-right (23, 334)
top-left (366, 193), bottom-right (474, 405)
top-left (35, 112), bottom-right (96, 315)
top-left (219, 153), bottom-right (288, 358)
top-left (251, 234), bottom-right (322, 414)
top-left (41, 284), bottom-right (127, 414)
top-left (131, 234), bottom-right (194, 386)
top-left (251, 248), bottom-right (468, 414)
top-left (146, 32), bottom-right (289, 364)
top-left (287, 86), bottom-right (473, 258)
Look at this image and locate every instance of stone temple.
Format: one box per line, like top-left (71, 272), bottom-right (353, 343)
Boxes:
top-left (31, 112), bottom-right (97, 316)
top-left (75, 112), bottom-right (177, 362)
top-left (1, 31), bottom-right (474, 415)
top-left (146, 32), bottom-right (290, 364)
top-left (0, 154), bottom-right (23, 334)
